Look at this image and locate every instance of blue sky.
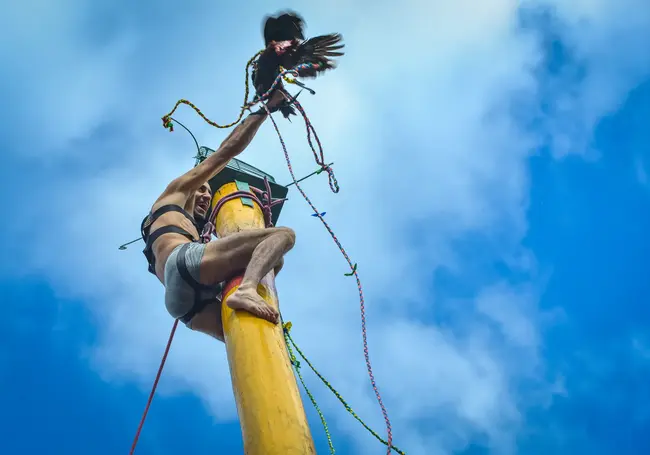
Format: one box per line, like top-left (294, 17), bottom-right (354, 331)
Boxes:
top-left (1, 1), bottom-right (650, 454)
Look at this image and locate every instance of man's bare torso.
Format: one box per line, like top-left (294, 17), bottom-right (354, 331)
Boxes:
top-left (149, 192), bottom-right (199, 283)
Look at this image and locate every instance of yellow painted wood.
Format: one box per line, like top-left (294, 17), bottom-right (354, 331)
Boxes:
top-left (213, 182), bottom-right (316, 455)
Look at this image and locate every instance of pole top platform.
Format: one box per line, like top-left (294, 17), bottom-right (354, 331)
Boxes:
top-left (196, 146), bottom-right (288, 226)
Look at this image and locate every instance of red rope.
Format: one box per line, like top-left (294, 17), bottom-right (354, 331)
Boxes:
top-left (129, 319), bottom-right (179, 455)
top-left (261, 101), bottom-right (395, 454)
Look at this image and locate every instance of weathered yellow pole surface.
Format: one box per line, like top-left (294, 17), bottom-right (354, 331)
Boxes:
top-left (213, 182), bottom-right (316, 455)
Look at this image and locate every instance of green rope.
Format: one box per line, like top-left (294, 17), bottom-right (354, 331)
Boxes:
top-left (284, 323), bottom-right (336, 454)
top-left (344, 263), bottom-right (358, 277)
top-left (283, 322), bottom-right (406, 455)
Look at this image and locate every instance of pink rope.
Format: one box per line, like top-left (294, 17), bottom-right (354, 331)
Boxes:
top-left (260, 100), bottom-right (395, 454)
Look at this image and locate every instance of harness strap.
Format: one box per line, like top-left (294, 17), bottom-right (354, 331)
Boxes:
top-left (174, 244), bottom-right (211, 290)
top-left (179, 298), bottom-right (214, 325)
top-left (150, 204), bottom-right (194, 224)
top-left (141, 204), bottom-right (198, 275)
top-left (142, 204), bottom-right (196, 241)
top-left (146, 226), bottom-right (195, 249)
top-left (143, 226), bottom-right (196, 274)
top-left (175, 243), bottom-right (223, 324)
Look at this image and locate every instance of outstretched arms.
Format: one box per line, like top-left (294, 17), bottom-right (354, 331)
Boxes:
top-left (164, 90), bottom-right (285, 197)
top-left (172, 111), bottom-right (267, 192)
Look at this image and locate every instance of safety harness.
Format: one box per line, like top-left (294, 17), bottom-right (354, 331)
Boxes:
top-left (140, 204), bottom-right (222, 324)
top-left (141, 204), bottom-right (197, 275)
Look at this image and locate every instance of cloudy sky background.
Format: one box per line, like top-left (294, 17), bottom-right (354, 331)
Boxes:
top-left (1, 0), bottom-right (650, 454)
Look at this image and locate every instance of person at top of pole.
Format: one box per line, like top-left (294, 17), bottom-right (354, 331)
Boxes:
top-left (141, 89), bottom-right (292, 342)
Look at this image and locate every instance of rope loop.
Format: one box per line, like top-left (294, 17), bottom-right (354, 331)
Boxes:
top-left (200, 177), bottom-right (287, 243)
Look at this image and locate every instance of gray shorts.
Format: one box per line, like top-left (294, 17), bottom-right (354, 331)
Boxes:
top-left (164, 242), bottom-right (223, 328)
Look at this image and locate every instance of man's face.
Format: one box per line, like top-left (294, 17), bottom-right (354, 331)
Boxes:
top-left (194, 183), bottom-right (212, 219)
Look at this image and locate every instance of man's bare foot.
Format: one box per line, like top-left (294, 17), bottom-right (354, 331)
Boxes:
top-left (226, 286), bottom-right (279, 324)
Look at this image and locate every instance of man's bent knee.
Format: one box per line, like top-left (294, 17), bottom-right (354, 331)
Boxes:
top-left (276, 227), bottom-right (296, 249)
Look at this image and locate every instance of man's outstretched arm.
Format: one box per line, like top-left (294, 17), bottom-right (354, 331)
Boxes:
top-left (167, 91), bottom-right (284, 194)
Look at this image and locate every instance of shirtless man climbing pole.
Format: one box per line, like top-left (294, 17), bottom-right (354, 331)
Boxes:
top-left (141, 90), bottom-right (294, 342)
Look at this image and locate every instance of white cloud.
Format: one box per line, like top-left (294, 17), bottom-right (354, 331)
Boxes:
top-left (3, 0), bottom-right (649, 453)
top-left (0, 0), bottom-right (139, 156)
top-left (530, 0), bottom-right (650, 158)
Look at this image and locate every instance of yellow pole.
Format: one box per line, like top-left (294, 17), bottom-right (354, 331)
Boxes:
top-left (212, 182), bottom-right (316, 455)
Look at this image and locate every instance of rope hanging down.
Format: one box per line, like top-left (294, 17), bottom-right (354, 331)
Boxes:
top-left (282, 320), bottom-right (336, 455)
top-left (283, 322), bottom-right (406, 455)
top-left (259, 99), bottom-right (395, 454)
top-left (129, 320), bottom-right (178, 455)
